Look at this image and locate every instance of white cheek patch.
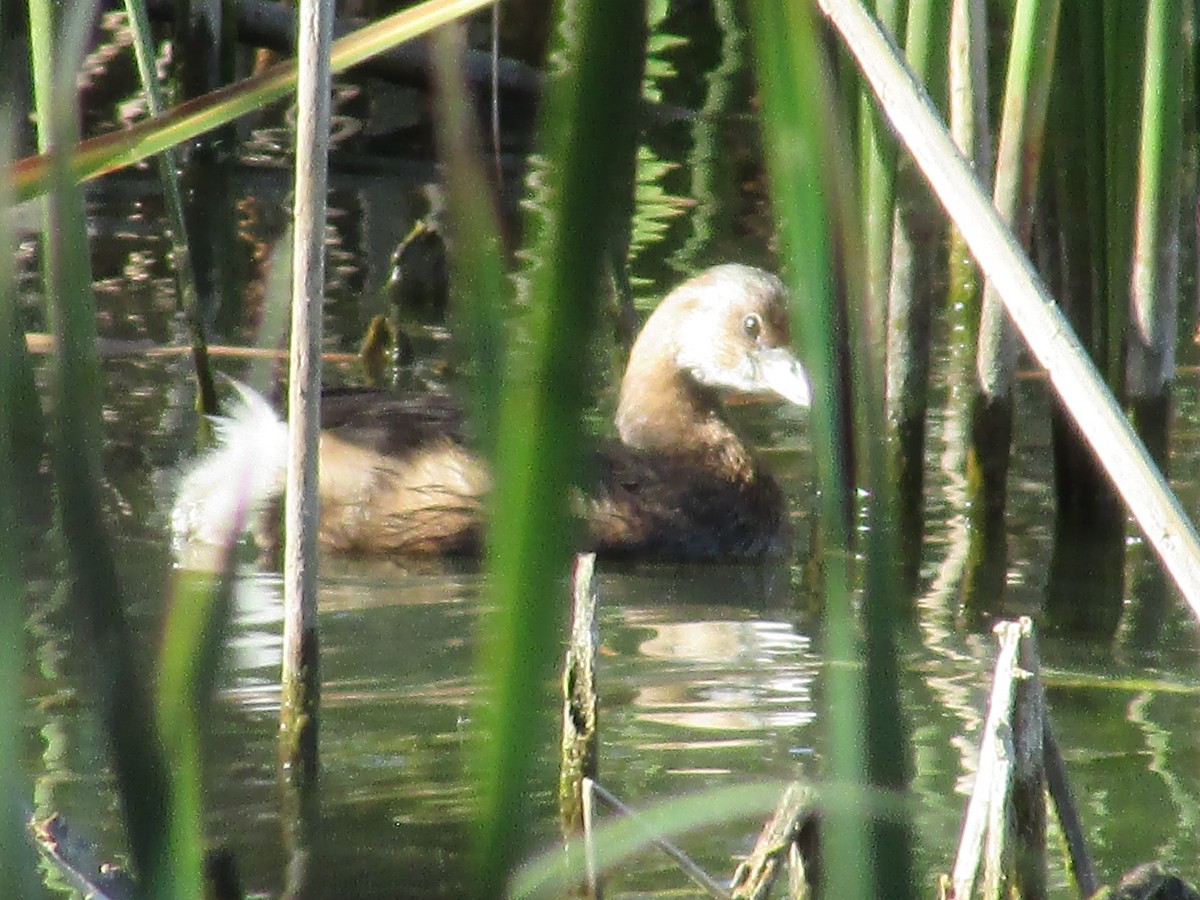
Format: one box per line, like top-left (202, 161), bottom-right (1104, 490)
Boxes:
top-left (679, 346), bottom-right (760, 394)
top-left (668, 264), bottom-right (800, 398)
top-left (673, 289), bottom-right (751, 392)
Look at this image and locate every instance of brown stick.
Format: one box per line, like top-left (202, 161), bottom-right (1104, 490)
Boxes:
top-left (24, 332), bottom-right (360, 363)
top-left (730, 781), bottom-right (820, 900)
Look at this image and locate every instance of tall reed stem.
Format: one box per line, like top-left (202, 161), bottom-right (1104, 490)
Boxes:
top-left (280, 0), bottom-right (334, 788)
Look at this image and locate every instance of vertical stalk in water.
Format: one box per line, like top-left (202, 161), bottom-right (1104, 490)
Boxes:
top-left (885, 0), bottom-right (949, 596)
top-left (1118, 0), bottom-right (1183, 642)
top-left (1128, 0), bottom-right (1184, 463)
top-left (1044, 2), bottom-right (1145, 637)
top-left (122, 0), bottom-right (217, 414)
top-left (964, 0), bottom-right (1060, 615)
top-left (558, 553), bottom-right (600, 896)
top-left (171, 0), bottom-right (242, 345)
top-left (945, 0), bottom-right (990, 418)
top-left (280, 0), bottom-right (334, 787)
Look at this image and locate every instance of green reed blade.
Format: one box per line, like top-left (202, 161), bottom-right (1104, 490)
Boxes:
top-left (431, 27), bottom-right (508, 454)
top-left (11, 0), bottom-right (494, 202)
top-left (1101, 0), bottom-right (1146, 387)
top-left (471, 0), bottom-right (646, 893)
top-left (156, 566), bottom-right (236, 899)
top-left (29, 1), bottom-right (180, 896)
top-left (1128, 0), bottom-right (1185, 455)
top-left (0, 104), bottom-right (39, 900)
top-left (859, 0), bottom-right (905, 331)
top-left (122, 0), bottom-right (216, 414)
top-left (748, 4), bottom-right (875, 899)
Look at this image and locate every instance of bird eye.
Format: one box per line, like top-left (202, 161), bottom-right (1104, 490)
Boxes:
top-left (742, 313), bottom-right (762, 340)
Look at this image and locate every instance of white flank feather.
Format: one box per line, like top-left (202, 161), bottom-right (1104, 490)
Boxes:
top-left (171, 381), bottom-right (289, 557)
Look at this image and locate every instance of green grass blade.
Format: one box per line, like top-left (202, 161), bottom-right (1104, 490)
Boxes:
top-left (11, 0), bottom-right (494, 202)
top-left (156, 568), bottom-right (235, 899)
top-left (511, 781), bottom-right (788, 898)
top-left (0, 104), bottom-right (39, 900)
top-left (122, 0), bottom-right (217, 414)
top-left (431, 27), bottom-right (508, 452)
top-left (748, 4), bottom-right (874, 899)
top-left (472, 0), bottom-right (647, 893)
top-left (30, 2), bottom-right (179, 896)
top-left (1127, 0), bottom-right (1185, 457)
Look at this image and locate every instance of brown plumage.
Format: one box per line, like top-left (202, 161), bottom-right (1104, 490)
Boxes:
top-left (174, 264), bottom-right (811, 561)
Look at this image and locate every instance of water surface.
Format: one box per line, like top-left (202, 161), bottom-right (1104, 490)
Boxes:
top-left (13, 5), bottom-right (1200, 897)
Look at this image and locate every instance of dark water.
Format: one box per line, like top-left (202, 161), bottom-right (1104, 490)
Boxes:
top-left (12, 6), bottom-right (1200, 899)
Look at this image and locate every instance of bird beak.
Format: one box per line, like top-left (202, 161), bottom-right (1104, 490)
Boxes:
top-left (754, 346), bottom-right (813, 408)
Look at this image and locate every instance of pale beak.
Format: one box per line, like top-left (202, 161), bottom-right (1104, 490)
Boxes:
top-left (753, 346), bottom-right (813, 408)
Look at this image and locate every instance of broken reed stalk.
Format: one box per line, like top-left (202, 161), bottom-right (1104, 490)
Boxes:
top-left (730, 781), bottom-right (821, 900)
top-left (559, 553), bottom-right (601, 896)
top-left (581, 778), bottom-right (600, 898)
top-left (950, 619), bottom-right (1025, 897)
top-left (279, 0), bottom-right (333, 786)
top-left (950, 619), bottom-right (1060, 900)
top-left (1011, 625), bottom-right (1046, 900)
